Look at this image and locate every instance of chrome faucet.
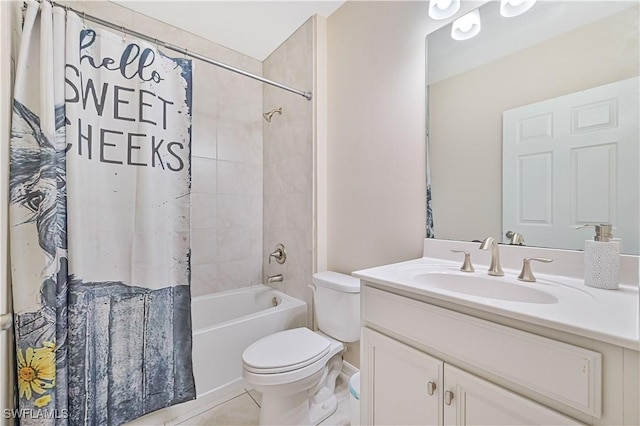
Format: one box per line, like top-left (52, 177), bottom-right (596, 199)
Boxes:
top-left (268, 243), bottom-right (287, 264)
top-left (267, 274), bottom-right (283, 284)
top-left (505, 230), bottom-right (525, 245)
top-left (479, 237), bottom-right (504, 276)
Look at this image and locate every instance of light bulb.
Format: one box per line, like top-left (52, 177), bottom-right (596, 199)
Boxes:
top-left (451, 9), bottom-right (481, 41)
top-left (500, 0), bottom-right (537, 18)
top-left (434, 0), bottom-right (452, 9)
top-left (428, 0), bottom-right (461, 20)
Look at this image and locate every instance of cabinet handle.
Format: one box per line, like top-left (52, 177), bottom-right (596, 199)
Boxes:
top-left (444, 390), bottom-right (454, 406)
top-left (427, 381), bottom-right (436, 396)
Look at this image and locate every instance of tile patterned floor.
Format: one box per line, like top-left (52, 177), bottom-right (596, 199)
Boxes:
top-left (178, 393), bottom-right (260, 425)
top-left (177, 375), bottom-right (352, 426)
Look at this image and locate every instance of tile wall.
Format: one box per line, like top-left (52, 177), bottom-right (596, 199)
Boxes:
top-left (60, 1), bottom-right (264, 297)
top-left (263, 18), bottom-right (315, 322)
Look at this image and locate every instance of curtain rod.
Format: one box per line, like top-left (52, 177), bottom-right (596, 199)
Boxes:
top-left (44, 1), bottom-right (313, 101)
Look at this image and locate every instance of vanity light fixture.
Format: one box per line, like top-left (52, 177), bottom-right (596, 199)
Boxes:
top-left (428, 0), bottom-right (461, 20)
top-left (451, 9), bottom-right (481, 41)
top-left (500, 0), bottom-right (537, 18)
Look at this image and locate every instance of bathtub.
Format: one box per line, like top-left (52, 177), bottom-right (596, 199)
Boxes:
top-left (191, 284), bottom-right (307, 398)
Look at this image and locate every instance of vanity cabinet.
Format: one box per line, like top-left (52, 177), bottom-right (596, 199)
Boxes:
top-left (358, 284), bottom-right (627, 426)
top-left (443, 363), bottom-right (580, 426)
top-left (362, 327), bottom-right (443, 425)
top-left (362, 327), bottom-right (581, 426)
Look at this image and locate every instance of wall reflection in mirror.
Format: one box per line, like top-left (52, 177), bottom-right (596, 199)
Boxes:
top-left (426, 1), bottom-right (639, 254)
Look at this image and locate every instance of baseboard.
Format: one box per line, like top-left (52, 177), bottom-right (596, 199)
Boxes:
top-left (340, 360), bottom-right (359, 381)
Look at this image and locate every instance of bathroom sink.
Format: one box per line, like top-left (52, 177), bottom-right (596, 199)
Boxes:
top-left (411, 272), bottom-right (558, 304)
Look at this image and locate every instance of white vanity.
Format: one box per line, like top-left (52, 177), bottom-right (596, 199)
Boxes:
top-left (353, 239), bottom-right (639, 426)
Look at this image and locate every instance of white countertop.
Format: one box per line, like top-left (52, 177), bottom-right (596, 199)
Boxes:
top-left (354, 255), bottom-right (640, 350)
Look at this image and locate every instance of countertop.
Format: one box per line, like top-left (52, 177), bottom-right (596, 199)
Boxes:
top-left (354, 255), bottom-right (640, 350)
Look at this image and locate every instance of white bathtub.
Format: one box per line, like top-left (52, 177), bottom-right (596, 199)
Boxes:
top-left (191, 284), bottom-right (307, 398)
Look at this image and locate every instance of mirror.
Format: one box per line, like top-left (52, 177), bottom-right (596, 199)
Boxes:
top-left (426, 1), bottom-right (639, 254)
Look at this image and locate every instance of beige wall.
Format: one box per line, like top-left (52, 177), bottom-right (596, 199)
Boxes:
top-left (263, 18), bottom-right (315, 324)
top-left (326, 2), bottom-right (429, 274)
top-left (430, 7), bottom-right (640, 242)
top-left (325, 0), bottom-right (480, 368)
top-left (325, 1), bottom-right (482, 274)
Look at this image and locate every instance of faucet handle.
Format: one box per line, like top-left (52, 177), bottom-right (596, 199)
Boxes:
top-left (268, 243), bottom-right (287, 264)
top-left (518, 257), bottom-right (553, 282)
top-left (450, 250), bottom-right (474, 273)
top-left (505, 230), bottom-right (525, 245)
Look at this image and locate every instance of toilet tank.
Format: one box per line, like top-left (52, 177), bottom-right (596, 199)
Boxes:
top-left (312, 271), bottom-right (360, 343)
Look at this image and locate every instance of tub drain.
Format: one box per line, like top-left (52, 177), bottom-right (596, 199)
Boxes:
top-left (272, 297), bottom-right (279, 307)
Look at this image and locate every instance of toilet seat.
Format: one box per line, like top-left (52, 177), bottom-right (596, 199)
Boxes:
top-left (243, 328), bottom-right (331, 374)
top-left (242, 328), bottom-right (345, 387)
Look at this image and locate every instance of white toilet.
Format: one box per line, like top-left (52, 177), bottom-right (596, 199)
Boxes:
top-left (242, 271), bottom-right (360, 425)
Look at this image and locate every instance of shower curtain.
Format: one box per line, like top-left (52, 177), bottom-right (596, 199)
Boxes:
top-left (426, 86), bottom-right (434, 238)
top-left (9, 2), bottom-right (195, 424)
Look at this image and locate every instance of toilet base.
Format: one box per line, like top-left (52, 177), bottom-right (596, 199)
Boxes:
top-left (257, 386), bottom-right (338, 426)
top-left (309, 393), bottom-right (337, 425)
top-left (251, 354), bottom-right (343, 425)
top-left (259, 389), bottom-right (310, 425)
top-left (253, 368), bottom-right (324, 425)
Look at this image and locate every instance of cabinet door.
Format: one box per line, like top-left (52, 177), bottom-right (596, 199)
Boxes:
top-left (362, 327), bottom-right (443, 425)
top-left (443, 364), bottom-right (584, 426)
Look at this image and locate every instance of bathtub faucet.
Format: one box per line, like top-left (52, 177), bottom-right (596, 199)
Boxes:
top-left (267, 274), bottom-right (283, 284)
top-left (268, 243), bottom-right (287, 264)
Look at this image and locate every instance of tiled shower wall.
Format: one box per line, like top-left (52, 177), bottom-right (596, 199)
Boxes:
top-left (263, 18), bottom-right (315, 322)
top-left (61, 1), bottom-right (264, 297)
top-left (190, 57), bottom-right (263, 297)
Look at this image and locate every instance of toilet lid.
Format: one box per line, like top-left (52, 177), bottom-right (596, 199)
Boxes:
top-left (243, 328), bottom-right (331, 373)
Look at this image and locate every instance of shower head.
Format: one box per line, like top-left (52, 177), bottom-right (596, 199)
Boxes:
top-left (263, 107), bottom-right (283, 122)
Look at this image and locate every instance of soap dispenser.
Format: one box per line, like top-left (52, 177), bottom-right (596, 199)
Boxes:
top-left (579, 224), bottom-right (620, 290)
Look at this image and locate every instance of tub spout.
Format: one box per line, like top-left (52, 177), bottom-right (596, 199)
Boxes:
top-left (267, 274), bottom-right (283, 284)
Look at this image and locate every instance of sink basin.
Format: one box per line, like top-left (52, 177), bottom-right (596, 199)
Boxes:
top-left (411, 272), bottom-right (558, 304)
